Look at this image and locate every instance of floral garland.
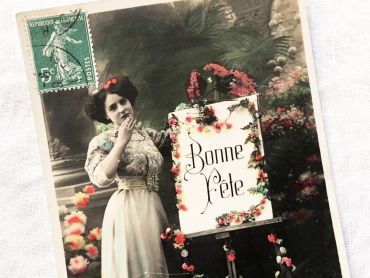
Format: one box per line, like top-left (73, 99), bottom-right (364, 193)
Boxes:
top-left (267, 233), bottom-right (296, 277)
top-left (227, 98), bottom-right (270, 197)
top-left (160, 227), bottom-right (196, 274)
top-left (216, 199), bottom-right (267, 227)
top-left (59, 184), bottom-right (102, 276)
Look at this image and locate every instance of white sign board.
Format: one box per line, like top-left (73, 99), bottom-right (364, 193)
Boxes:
top-left (169, 96), bottom-right (273, 235)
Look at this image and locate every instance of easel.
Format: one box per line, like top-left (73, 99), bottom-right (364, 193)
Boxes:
top-left (181, 94), bottom-right (282, 277)
top-left (186, 217), bottom-right (283, 278)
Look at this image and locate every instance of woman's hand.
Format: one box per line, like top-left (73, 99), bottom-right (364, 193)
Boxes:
top-left (116, 116), bottom-right (136, 149)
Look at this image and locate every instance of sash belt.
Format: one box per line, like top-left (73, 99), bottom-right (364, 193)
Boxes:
top-left (117, 175), bottom-right (159, 192)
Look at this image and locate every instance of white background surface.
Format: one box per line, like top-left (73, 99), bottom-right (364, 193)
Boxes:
top-left (0, 0), bottom-right (369, 277)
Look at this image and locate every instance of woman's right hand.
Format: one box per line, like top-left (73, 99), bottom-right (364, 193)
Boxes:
top-left (116, 116), bottom-right (136, 149)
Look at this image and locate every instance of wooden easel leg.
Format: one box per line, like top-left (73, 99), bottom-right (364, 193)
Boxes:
top-left (215, 232), bottom-right (242, 278)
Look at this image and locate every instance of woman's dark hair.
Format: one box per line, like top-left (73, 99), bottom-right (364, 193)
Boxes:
top-left (85, 75), bottom-right (138, 124)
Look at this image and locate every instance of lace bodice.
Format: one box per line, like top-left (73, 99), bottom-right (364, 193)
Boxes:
top-left (85, 127), bottom-right (167, 188)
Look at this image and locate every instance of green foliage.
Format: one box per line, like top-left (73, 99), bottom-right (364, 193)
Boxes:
top-left (92, 0), bottom-right (289, 128)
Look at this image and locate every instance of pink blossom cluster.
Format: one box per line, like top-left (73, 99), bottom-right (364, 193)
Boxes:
top-left (71, 184), bottom-right (96, 209)
top-left (186, 71), bottom-right (201, 100)
top-left (295, 171), bottom-right (321, 199)
top-left (203, 62), bottom-right (230, 76)
top-left (262, 105), bottom-right (314, 136)
top-left (229, 69), bottom-right (256, 96)
top-left (68, 255), bottom-right (89, 275)
top-left (267, 66), bottom-right (309, 95)
top-left (63, 184), bottom-right (102, 275)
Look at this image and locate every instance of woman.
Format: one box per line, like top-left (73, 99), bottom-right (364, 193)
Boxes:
top-left (42, 20), bottom-right (83, 84)
top-left (85, 76), bottom-right (169, 277)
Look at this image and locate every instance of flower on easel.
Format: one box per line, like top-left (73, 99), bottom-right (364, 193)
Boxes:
top-left (186, 62), bottom-right (256, 102)
top-left (268, 233), bottom-right (296, 277)
top-left (227, 250), bottom-right (236, 262)
top-left (161, 227), bottom-right (196, 274)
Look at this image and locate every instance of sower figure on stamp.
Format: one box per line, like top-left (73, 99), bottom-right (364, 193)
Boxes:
top-left (85, 76), bottom-right (169, 278)
top-left (42, 19), bottom-right (83, 84)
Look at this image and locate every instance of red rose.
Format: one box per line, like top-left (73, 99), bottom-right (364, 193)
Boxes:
top-left (160, 232), bottom-right (170, 240)
top-left (170, 134), bottom-right (177, 143)
top-left (178, 203), bottom-right (187, 211)
top-left (226, 122), bottom-right (232, 129)
top-left (171, 166), bottom-right (180, 175)
top-left (257, 170), bottom-right (267, 181)
top-left (197, 126), bottom-right (204, 132)
top-left (253, 208), bottom-right (261, 217)
top-left (175, 232), bottom-right (186, 245)
top-left (173, 151), bottom-right (180, 159)
top-left (282, 257), bottom-right (292, 267)
top-left (267, 234), bottom-right (277, 243)
top-left (214, 122), bottom-right (223, 133)
top-left (175, 187), bottom-right (182, 194)
top-left (168, 118), bottom-right (177, 126)
top-left (83, 185), bottom-right (95, 195)
top-left (218, 219), bottom-right (225, 226)
top-left (255, 153), bottom-right (263, 161)
top-left (227, 251), bottom-right (236, 262)
top-left (187, 265), bottom-right (195, 272)
top-left (241, 211), bottom-right (248, 218)
top-left (185, 116), bottom-right (192, 123)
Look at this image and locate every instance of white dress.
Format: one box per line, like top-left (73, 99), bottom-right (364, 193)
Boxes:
top-left (85, 127), bottom-right (169, 278)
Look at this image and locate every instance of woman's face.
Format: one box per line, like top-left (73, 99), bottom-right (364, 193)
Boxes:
top-left (104, 93), bottom-right (134, 127)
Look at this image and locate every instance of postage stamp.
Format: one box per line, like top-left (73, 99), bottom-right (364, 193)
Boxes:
top-left (27, 10), bottom-right (97, 92)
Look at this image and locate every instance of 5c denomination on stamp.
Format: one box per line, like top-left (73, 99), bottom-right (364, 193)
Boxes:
top-left (27, 10), bottom-right (97, 93)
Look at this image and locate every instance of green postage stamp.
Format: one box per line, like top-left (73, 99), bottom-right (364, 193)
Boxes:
top-left (27, 10), bottom-right (97, 92)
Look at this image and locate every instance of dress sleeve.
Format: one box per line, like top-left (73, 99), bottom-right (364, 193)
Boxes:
top-left (84, 136), bottom-right (116, 188)
top-left (144, 127), bottom-right (170, 149)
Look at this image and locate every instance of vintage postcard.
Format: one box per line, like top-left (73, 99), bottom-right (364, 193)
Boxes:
top-left (17, 0), bottom-right (351, 277)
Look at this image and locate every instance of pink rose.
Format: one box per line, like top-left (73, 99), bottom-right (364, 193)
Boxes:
top-left (83, 184), bottom-right (96, 195)
top-left (267, 234), bottom-right (277, 243)
top-left (68, 255), bottom-right (89, 275)
top-left (282, 257), bottom-right (292, 267)
top-left (171, 166), bottom-right (180, 175)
